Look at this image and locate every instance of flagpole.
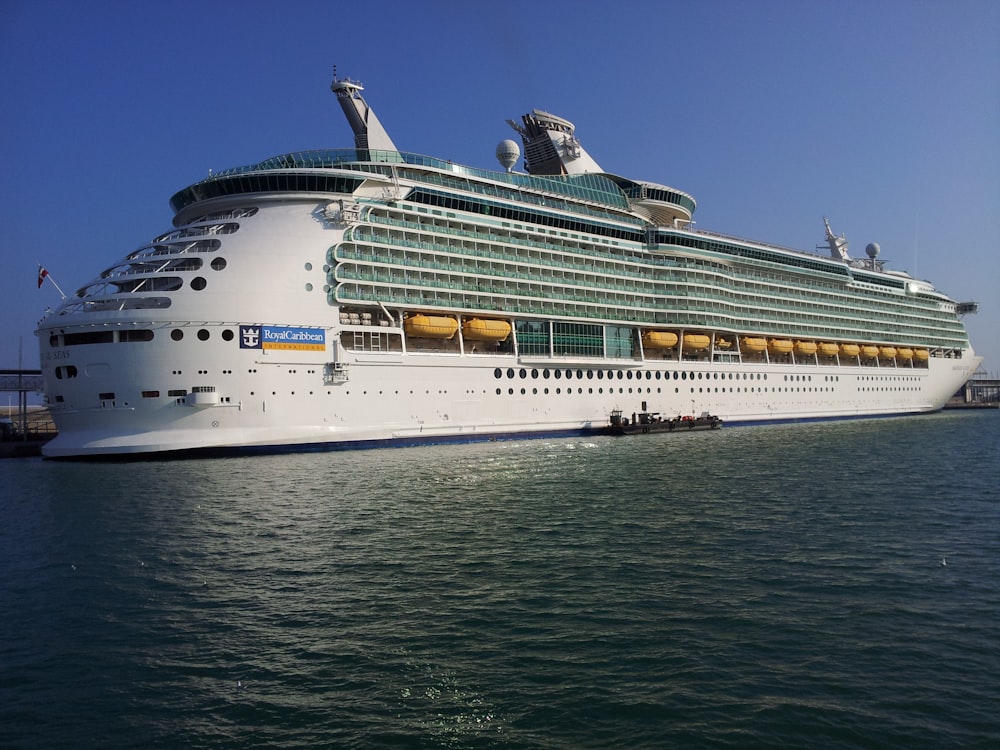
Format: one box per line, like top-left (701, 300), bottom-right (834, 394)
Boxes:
top-left (47, 275), bottom-right (67, 299)
top-left (38, 265), bottom-right (67, 299)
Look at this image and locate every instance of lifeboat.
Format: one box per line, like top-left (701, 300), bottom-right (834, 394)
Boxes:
top-left (795, 341), bottom-right (818, 356)
top-left (839, 343), bottom-right (860, 358)
top-left (914, 348), bottom-right (930, 361)
top-left (682, 334), bottom-right (711, 351)
top-left (861, 345), bottom-right (880, 359)
top-left (462, 318), bottom-right (511, 342)
top-left (880, 346), bottom-right (898, 359)
top-left (768, 339), bottom-right (793, 355)
top-left (741, 337), bottom-right (767, 353)
top-left (404, 314), bottom-right (458, 339)
top-left (715, 338), bottom-right (733, 349)
top-left (642, 330), bottom-right (679, 349)
top-left (817, 342), bottom-right (840, 357)
top-left (897, 347), bottom-right (914, 360)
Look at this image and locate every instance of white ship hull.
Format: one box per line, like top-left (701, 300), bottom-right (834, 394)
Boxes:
top-left (40, 338), bottom-right (981, 458)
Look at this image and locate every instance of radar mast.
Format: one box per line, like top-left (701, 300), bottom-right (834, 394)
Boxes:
top-left (822, 217), bottom-right (851, 262)
top-left (331, 68), bottom-right (398, 156)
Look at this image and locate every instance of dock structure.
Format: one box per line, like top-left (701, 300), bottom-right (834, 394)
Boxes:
top-left (949, 370), bottom-right (1000, 408)
top-left (0, 369), bottom-right (55, 455)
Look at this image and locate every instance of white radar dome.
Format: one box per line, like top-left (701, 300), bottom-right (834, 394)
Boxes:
top-left (865, 242), bottom-right (881, 259)
top-left (496, 139), bottom-right (520, 172)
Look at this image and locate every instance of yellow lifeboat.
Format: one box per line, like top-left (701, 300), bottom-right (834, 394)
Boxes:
top-left (795, 341), bottom-right (818, 356)
top-left (404, 314), bottom-right (458, 339)
top-left (741, 337), bottom-right (767, 353)
top-left (914, 348), bottom-right (930, 361)
top-left (462, 318), bottom-right (511, 342)
top-left (642, 330), bottom-right (679, 349)
top-left (683, 334), bottom-right (711, 351)
top-left (817, 342), bottom-right (840, 357)
top-left (861, 345), bottom-right (880, 359)
top-left (897, 347), bottom-right (914, 360)
top-left (715, 338), bottom-right (733, 349)
top-left (880, 346), bottom-right (898, 359)
top-left (840, 343), bottom-right (861, 358)
top-left (768, 339), bottom-right (793, 355)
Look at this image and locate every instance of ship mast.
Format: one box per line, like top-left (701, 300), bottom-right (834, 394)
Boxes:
top-left (330, 68), bottom-right (398, 156)
top-left (822, 217), bottom-right (851, 262)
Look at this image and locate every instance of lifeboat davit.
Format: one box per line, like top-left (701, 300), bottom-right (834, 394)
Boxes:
top-left (840, 343), bottom-right (861, 358)
top-left (682, 334), bottom-right (711, 351)
top-left (817, 342), bottom-right (840, 357)
top-left (404, 314), bottom-right (458, 339)
top-left (741, 337), bottom-right (767, 353)
top-left (462, 318), bottom-right (511, 342)
top-left (861, 345), bottom-right (880, 359)
top-left (768, 339), bottom-right (793, 355)
top-left (880, 346), bottom-right (898, 359)
top-left (795, 341), bottom-right (818, 356)
top-left (914, 348), bottom-right (930, 361)
top-left (897, 347), bottom-right (914, 360)
top-left (642, 331), bottom-right (679, 349)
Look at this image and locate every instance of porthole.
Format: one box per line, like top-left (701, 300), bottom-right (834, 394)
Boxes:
top-left (577, 369), bottom-right (584, 379)
top-left (211, 257), bottom-right (227, 271)
top-left (531, 369), bottom-right (539, 378)
top-left (565, 370), bottom-right (573, 380)
top-left (171, 329), bottom-right (184, 341)
top-left (304, 262), bottom-right (313, 271)
top-left (221, 329), bottom-right (234, 342)
top-left (197, 329), bottom-right (210, 341)
top-left (543, 369), bottom-right (550, 379)
top-left (554, 370), bottom-right (562, 379)
top-left (507, 368), bottom-right (515, 379)
top-left (519, 368), bottom-right (527, 379)
top-left (190, 276), bottom-right (207, 291)
top-left (494, 368), bottom-right (502, 379)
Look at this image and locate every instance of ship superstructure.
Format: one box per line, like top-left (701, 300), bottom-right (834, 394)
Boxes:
top-left (36, 73), bottom-right (981, 457)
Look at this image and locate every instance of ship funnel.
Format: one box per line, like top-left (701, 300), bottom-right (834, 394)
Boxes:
top-left (507, 109), bottom-right (603, 176)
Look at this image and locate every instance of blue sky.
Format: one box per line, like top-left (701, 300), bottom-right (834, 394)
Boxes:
top-left (2, 0), bottom-right (998, 376)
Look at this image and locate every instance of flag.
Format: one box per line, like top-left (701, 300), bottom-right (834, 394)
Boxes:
top-left (37, 266), bottom-right (49, 289)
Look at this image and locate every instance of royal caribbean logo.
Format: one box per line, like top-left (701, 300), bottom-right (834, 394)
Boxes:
top-left (239, 325), bottom-right (326, 352)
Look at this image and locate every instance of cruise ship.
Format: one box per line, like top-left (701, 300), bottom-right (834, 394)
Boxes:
top-left (36, 73), bottom-right (982, 457)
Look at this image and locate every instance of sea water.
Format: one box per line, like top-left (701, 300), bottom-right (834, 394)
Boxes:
top-left (1, 411), bottom-right (998, 749)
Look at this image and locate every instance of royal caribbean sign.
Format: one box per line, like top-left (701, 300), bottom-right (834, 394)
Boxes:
top-left (239, 325), bottom-right (326, 352)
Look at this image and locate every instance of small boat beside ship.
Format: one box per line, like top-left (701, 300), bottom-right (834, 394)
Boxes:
top-left (609, 409), bottom-right (722, 435)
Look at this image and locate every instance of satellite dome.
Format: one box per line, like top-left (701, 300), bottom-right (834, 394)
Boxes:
top-left (865, 242), bottom-right (881, 259)
top-left (496, 139), bottom-right (520, 172)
